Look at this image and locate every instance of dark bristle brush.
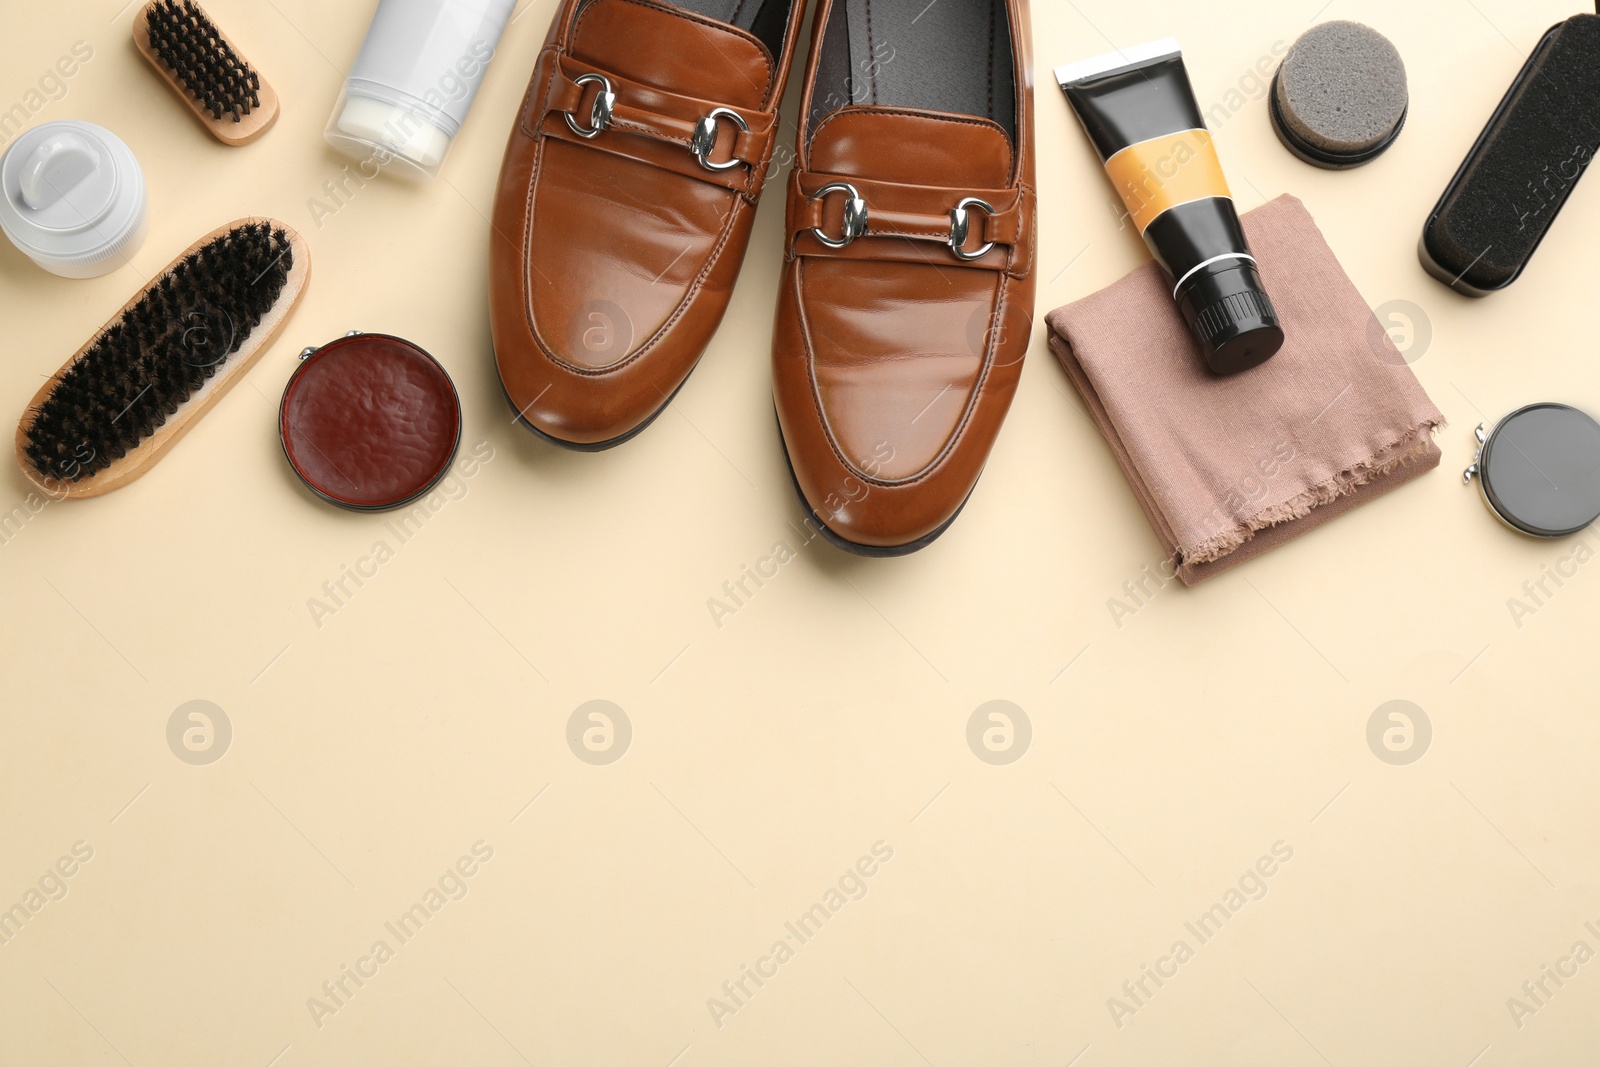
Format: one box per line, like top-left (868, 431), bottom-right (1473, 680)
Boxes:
top-left (133, 0), bottom-right (280, 146)
top-left (16, 219), bottom-right (311, 499)
top-left (1420, 10), bottom-right (1600, 295)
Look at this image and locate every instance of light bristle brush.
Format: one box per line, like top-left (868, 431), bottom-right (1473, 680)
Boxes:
top-left (133, 0), bottom-right (279, 145)
top-left (16, 219), bottom-right (311, 499)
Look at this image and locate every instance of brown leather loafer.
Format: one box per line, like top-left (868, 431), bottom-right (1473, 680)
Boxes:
top-left (491, 0), bottom-right (808, 450)
top-left (772, 0), bottom-right (1036, 553)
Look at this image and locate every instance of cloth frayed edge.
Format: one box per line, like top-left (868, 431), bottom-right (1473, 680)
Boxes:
top-left (1185, 419), bottom-right (1446, 566)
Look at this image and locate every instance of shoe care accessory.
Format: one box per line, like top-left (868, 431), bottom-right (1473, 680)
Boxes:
top-left (1046, 195), bottom-right (1443, 585)
top-left (1057, 39), bottom-right (1283, 376)
top-left (16, 220), bottom-right (310, 499)
top-left (326, 0), bottom-right (516, 182)
top-left (134, 0), bottom-right (279, 146)
top-left (1464, 404), bottom-right (1600, 537)
top-left (280, 333), bottom-right (462, 511)
top-left (1420, 10), bottom-right (1600, 295)
top-left (0, 121), bottom-right (148, 279)
top-left (1271, 21), bottom-right (1408, 169)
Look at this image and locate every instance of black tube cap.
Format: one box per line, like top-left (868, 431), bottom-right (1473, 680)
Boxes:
top-left (1179, 261), bottom-right (1285, 375)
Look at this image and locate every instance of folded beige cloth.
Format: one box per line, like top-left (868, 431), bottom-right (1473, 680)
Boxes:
top-left (1047, 194), bottom-right (1444, 585)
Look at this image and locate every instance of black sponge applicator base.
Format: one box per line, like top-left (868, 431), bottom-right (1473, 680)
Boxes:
top-left (1270, 73), bottom-right (1408, 170)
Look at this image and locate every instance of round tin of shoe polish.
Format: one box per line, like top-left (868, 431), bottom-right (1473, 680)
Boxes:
top-left (279, 332), bottom-right (462, 512)
top-left (1464, 403), bottom-right (1600, 538)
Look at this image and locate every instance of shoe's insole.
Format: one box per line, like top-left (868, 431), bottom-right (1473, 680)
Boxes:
top-left (808, 0), bottom-right (1016, 141)
top-left (668, 0), bottom-right (792, 56)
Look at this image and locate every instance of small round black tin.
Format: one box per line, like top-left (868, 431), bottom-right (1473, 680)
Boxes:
top-left (1466, 403), bottom-right (1600, 538)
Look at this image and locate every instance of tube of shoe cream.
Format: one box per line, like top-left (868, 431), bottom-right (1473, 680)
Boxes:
top-left (1056, 39), bottom-right (1284, 375)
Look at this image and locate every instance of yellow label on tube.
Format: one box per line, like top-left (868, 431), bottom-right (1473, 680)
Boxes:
top-left (1104, 129), bottom-right (1231, 233)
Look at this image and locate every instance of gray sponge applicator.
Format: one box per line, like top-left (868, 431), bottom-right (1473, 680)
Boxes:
top-left (1271, 21), bottom-right (1409, 169)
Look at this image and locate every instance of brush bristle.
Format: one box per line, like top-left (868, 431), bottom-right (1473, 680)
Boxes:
top-left (24, 223), bottom-right (293, 484)
top-left (1430, 15), bottom-right (1600, 288)
top-left (145, 0), bottom-right (262, 123)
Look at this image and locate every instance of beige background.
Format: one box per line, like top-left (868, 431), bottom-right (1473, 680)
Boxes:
top-left (3, 0), bottom-right (1598, 1063)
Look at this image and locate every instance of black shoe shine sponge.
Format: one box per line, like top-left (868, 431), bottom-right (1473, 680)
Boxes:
top-left (1272, 21), bottom-right (1408, 169)
top-left (1422, 14), bottom-right (1600, 296)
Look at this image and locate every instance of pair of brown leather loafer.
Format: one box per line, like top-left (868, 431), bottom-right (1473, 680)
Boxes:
top-left (490, 0), bottom-right (1036, 555)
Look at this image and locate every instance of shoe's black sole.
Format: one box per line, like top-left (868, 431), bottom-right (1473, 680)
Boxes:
top-left (498, 364), bottom-right (695, 453)
top-left (775, 410), bottom-right (972, 558)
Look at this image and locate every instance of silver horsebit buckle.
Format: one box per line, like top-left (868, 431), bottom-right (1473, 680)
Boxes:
top-left (690, 107), bottom-right (751, 171)
top-left (564, 73), bottom-right (615, 138)
top-left (566, 75), bottom-right (749, 172)
top-left (810, 186), bottom-right (997, 259)
top-left (810, 183), bottom-right (869, 248)
top-left (948, 197), bottom-right (996, 261)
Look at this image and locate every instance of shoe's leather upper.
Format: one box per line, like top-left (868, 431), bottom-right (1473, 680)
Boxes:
top-left (491, 0), bottom-right (805, 445)
top-left (773, 0), bottom-right (1037, 548)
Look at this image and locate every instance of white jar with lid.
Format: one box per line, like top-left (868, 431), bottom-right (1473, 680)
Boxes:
top-left (325, 0), bottom-right (517, 183)
top-left (0, 121), bottom-right (148, 279)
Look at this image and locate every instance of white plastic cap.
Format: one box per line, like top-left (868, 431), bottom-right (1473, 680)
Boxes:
top-left (325, 90), bottom-right (454, 183)
top-left (0, 121), bottom-right (148, 279)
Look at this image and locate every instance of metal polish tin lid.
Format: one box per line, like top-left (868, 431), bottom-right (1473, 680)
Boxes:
top-left (280, 331), bottom-right (463, 512)
top-left (0, 121), bottom-right (148, 279)
top-left (1465, 403), bottom-right (1600, 538)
